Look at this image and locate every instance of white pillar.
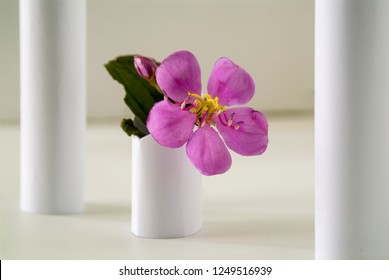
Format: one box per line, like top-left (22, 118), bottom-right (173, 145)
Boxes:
top-left (316, 0), bottom-right (389, 259)
top-left (20, 0), bottom-right (86, 213)
top-left (131, 135), bottom-right (202, 238)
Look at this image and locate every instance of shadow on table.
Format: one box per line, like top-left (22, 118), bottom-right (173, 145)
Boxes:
top-left (197, 214), bottom-right (313, 249)
top-left (83, 202), bottom-right (131, 221)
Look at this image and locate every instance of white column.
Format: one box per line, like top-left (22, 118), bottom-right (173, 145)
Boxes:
top-left (316, 0), bottom-right (389, 259)
top-left (20, 0), bottom-right (86, 213)
top-left (131, 135), bottom-right (202, 238)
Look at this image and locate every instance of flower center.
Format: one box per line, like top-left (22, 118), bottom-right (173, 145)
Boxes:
top-left (186, 93), bottom-right (226, 127)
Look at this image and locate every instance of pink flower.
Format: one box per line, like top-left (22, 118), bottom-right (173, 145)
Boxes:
top-left (147, 50), bottom-right (268, 175)
top-left (134, 55), bottom-right (158, 81)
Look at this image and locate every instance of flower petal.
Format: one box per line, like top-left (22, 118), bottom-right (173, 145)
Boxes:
top-left (156, 50), bottom-right (202, 102)
top-left (186, 125), bottom-right (232, 176)
top-left (147, 100), bottom-right (196, 148)
top-left (207, 57), bottom-right (255, 106)
top-left (216, 107), bottom-right (268, 156)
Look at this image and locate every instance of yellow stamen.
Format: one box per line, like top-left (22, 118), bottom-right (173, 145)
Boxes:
top-left (189, 93), bottom-right (203, 100)
top-left (188, 92), bottom-right (226, 126)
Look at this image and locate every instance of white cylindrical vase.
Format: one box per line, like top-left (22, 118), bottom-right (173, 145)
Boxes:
top-left (20, 0), bottom-right (86, 214)
top-left (131, 135), bottom-right (202, 238)
top-left (316, 0), bottom-right (389, 259)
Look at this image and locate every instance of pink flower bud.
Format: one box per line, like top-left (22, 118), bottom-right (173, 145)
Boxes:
top-left (134, 55), bottom-right (158, 80)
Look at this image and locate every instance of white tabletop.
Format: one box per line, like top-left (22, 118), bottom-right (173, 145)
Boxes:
top-left (0, 114), bottom-right (314, 259)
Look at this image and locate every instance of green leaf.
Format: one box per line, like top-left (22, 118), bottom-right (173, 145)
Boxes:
top-left (120, 118), bottom-right (146, 138)
top-left (134, 116), bottom-right (150, 135)
top-left (104, 55), bottom-right (163, 125)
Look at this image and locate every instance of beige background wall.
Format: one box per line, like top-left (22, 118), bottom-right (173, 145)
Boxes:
top-left (0, 0), bottom-right (313, 122)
